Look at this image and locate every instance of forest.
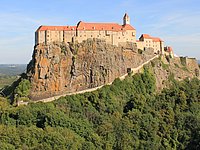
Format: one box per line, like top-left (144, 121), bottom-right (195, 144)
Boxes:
top-left (0, 66), bottom-right (199, 150)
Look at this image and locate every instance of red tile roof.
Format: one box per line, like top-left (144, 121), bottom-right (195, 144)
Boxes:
top-left (37, 21), bottom-right (135, 32)
top-left (37, 26), bottom-right (77, 32)
top-left (77, 21), bottom-right (124, 31)
top-left (77, 21), bottom-right (135, 31)
top-left (140, 34), bottom-right (163, 42)
top-left (122, 24), bottom-right (135, 30)
top-left (167, 46), bottom-right (173, 52)
top-left (151, 37), bottom-right (162, 42)
top-left (141, 34), bottom-right (151, 38)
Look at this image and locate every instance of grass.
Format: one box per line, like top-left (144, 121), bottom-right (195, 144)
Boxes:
top-left (181, 66), bottom-right (189, 72)
top-left (174, 63), bottom-right (180, 68)
top-left (161, 61), bottom-right (169, 70)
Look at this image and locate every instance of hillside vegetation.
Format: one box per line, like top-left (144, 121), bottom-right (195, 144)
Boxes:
top-left (0, 66), bottom-right (200, 149)
top-left (0, 64), bottom-right (26, 76)
top-left (0, 76), bottom-right (19, 89)
top-left (0, 64), bottom-right (26, 89)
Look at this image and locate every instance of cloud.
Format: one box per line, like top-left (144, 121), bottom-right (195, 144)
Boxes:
top-left (164, 33), bottom-right (200, 44)
top-left (134, 5), bottom-right (200, 59)
top-left (0, 12), bottom-right (37, 63)
top-left (163, 33), bottom-right (200, 59)
top-left (145, 11), bottom-right (200, 33)
top-left (0, 12), bottom-right (40, 34)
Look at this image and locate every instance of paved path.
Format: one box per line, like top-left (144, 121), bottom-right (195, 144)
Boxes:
top-left (18, 55), bottom-right (159, 105)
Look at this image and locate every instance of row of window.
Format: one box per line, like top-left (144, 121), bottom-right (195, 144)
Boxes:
top-left (146, 44), bottom-right (158, 47)
top-left (43, 31), bottom-right (135, 41)
top-left (44, 30), bottom-right (135, 36)
top-left (145, 40), bottom-right (158, 43)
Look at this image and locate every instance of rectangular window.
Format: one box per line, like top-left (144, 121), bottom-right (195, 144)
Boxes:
top-left (106, 30), bottom-right (111, 36)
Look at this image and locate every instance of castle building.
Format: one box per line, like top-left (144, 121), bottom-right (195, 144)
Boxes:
top-left (35, 13), bottom-right (168, 55)
top-left (35, 13), bottom-right (136, 46)
top-left (164, 46), bottom-right (174, 58)
top-left (136, 34), bottom-right (164, 54)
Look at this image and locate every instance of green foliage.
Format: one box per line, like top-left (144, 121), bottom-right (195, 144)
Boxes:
top-left (14, 79), bottom-right (31, 98)
top-left (174, 63), bottom-right (179, 68)
top-left (0, 68), bottom-right (200, 149)
top-left (168, 73), bottom-right (175, 82)
top-left (61, 45), bottom-right (67, 53)
top-left (181, 66), bottom-right (189, 72)
top-left (69, 42), bottom-right (79, 55)
top-left (138, 49), bottom-right (143, 54)
top-left (161, 61), bottom-right (169, 70)
top-left (180, 57), bottom-right (187, 66)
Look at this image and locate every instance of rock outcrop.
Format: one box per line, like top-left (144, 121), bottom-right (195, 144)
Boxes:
top-left (26, 39), bottom-right (200, 101)
top-left (151, 56), bottom-right (200, 91)
top-left (27, 39), bottom-right (155, 100)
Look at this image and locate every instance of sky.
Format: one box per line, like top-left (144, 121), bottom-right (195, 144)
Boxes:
top-left (0, 0), bottom-right (200, 64)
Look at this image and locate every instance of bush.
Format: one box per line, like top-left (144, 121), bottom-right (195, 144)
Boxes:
top-left (174, 63), bottom-right (179, 68)
top-left (14, 79), bottom-right (31, 99)
top-left (138, 49), bottom-right (143, 54)
top-left (161, 61), bottom-right (169, 70)
top-left (180, 57), bottom-right (187, 66)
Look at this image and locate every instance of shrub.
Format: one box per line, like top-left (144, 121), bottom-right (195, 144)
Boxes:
top-left (138, 49), bottom-right (143, 54)
top-left (174, 63), bottom-right (179, 68)
top-left (14, 79), bottom-right (31, 98)
top-left (180, 57), bottom-right (187, 66)
top-left (161, 62), bottom-right (169, 70)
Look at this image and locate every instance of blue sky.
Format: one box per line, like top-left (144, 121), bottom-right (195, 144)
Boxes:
top-left (0, 0), bottom-right (200, 64)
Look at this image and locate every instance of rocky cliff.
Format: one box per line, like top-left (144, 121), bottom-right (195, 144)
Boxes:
top-left (26, 39), bottom-right (200, 101)
top-left (151, 56), bottom-right (200, 91)
top-left (27, 39), bottom-right (155, 100)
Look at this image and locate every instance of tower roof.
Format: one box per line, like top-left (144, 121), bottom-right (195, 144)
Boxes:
top-left (77, 21), bottom-right (135, 31)
top-left (123, 13), bottom-right (129, 18)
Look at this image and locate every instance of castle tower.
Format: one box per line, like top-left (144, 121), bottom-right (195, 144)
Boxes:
top-left (123, 13), bottom-right (130, 25)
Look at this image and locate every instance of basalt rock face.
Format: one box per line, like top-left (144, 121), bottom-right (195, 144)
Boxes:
top-left (151, 56), bottom-right (200, 91)
top-left (27, 39), bottom-right (154, 100)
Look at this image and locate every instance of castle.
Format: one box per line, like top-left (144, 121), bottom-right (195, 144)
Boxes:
top-left (35, 13), bottom-right (170, 55)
